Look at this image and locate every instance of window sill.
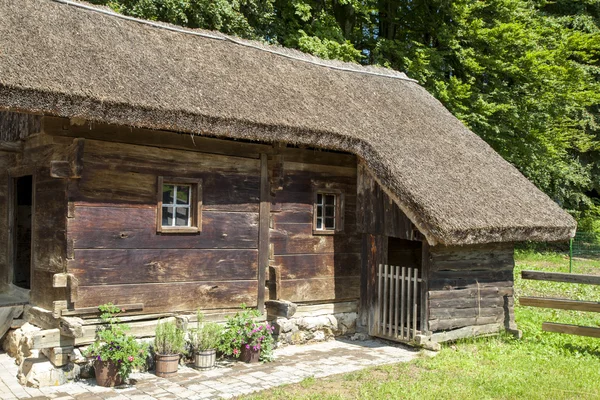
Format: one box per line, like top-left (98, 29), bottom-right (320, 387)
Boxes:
top-left (312, 229), bottom-right (340, 236)
top-left (158, 227), bottom-right (200, 234)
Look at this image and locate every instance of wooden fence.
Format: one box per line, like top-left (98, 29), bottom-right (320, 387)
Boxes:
top-left (375, 264), bottom-right (422, 341)
top-left (520, 270), bottom-right (600, 338)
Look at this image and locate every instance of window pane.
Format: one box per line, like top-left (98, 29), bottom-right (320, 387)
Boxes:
top-left (325, 217), bottom-right (335, 229)
top-left (175, 207), bottom-right (190, 227)
top-left (325, 205), bottom-right (335, 217)
top-left (162, 185), bottom-right (174, 205)
top-left (317, 205), bottom-right (322, 217)
top-left (316, 218), bottom-right (322, 229)
top-left (176, 185), bottom-right (190, 205)
top-left (325, 194), bottom-right (335, 205)
top-left (317, 193), bottom-right (322, 205)
top-left (162, 206), bottom-right (173, 226)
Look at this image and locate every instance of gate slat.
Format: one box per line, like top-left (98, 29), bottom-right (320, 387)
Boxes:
top-left (377, 263), bottom-right (382, 335)
top-left (394, 265), bottom-right (400, 338)
top-left (406, 267), bottom-right (412, 341)
top-left (388, 265), bottom-right (394, 336)
top-left (412, 268), bottom-right (418, 339)
top-left (382, 264), bottom-right (388, 334)
top-left (400, 267), bottom-right (406, 340)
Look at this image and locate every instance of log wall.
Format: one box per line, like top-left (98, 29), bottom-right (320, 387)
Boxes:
top-left (0, 151), bottom-right (16, 288)
top-left (0, 111), bottom-right (41, 142)
top-left (269, 154), bottom-right (361, 303)
top-left (65, 139), bottom-right (261, 313)
top-left (427, 243), bottom-right (515, 333)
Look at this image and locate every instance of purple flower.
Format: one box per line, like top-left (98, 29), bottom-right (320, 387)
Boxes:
top-left (97, 356), bottom-right (101, 361)
top-left (245, 344), bottom-right (250, 349)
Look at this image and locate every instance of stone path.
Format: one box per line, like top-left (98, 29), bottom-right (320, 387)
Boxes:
top-left (0, 339), bottom-right (421, 400)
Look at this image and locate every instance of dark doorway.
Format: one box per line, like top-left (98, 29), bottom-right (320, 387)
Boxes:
top-left (14, 175), bottom-right (32, 289)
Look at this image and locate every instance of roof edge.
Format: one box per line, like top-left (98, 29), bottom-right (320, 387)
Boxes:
top-left (0, 84), bottom-right (577, 245)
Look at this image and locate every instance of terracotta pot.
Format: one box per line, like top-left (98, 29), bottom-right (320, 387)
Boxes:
top-left (155, 353), bottom-right (180, 378)
top-left (194, 349), bottom-right (216, 369)
top-left (94, 359), bottom-right (123, 387)
top-left (240, 346), bottom-right (260, 363)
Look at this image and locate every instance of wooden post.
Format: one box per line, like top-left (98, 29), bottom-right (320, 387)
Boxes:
top-left (420, 242), bottom-right (430, 334)
top-left (257, 153), bottom-right (270, 313)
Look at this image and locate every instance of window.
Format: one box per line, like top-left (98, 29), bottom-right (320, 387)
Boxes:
top-left (157, 177), bottom-right (202, 233)
top-left (313, 190), bottom-right (344, 234)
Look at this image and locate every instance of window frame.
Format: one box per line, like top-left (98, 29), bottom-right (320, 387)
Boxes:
top-left (312, 188), bottom-right (344, 235)
top-left (156, 176), bottom-right (202, 234)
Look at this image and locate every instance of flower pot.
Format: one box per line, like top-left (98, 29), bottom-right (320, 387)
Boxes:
top-left (194, 349), bottom-right (216, 369)
top-left (155, 354), bottom-right (180, 378)
top-left (94, 359), bottom-right (123, 387)
top-left (240, 346), bottom-right (260, 363)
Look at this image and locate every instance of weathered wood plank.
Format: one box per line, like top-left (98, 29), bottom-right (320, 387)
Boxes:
top-left (429, 296), bottom-right (507, 309)
top-left (429, 287), bottom-right (513, 300)
top-left (43, 116), bottom-right (270, 159)
top-left (61, 303), bottom-right (144, 317)
top-left (69, 207), bottom-right (259, 249)
top-left (68, 249), bottom-right (258, 285)
top-left (429, 306), bottom-right (505, 319)
top-left (270, 223), bottom-right (361, 254)
top-left (265, 300), bottom-right (297, 318)
top-left (257, 153), bottom-right (270, 313)
top-left (430, 323), bottom-right (504, 342)
top-left (542, 322), bottom-right (600, 338)
top-left (279, 147), bottom-right (356, 168)
top-left (274, 253), bottom-right (361, 279)
top-left (521, 270), bottom-right (600, 286)
top-left (520, 297), bottom-right (600, 313)
top-left (76, 281), bottom-right (258, 313)
top-left (279, 277), bottom-right (360, 303)
top-left (0, 141), bottom-right (23, 152)
top-left (292, 301), bottom-right (358, 317)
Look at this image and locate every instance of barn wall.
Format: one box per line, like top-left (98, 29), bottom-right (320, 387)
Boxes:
top-left (269, 153), bottom-right (361, 303)
top-left (66, 139), bottom-right (261, 313)
top-left (427, 243), bottom-right (515, 332)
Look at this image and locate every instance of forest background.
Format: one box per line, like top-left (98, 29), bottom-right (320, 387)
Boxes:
top-left (92, 0), bottom-right (600, 233)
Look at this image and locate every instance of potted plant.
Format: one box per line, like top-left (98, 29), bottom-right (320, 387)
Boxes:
top-left (189, 311), bottom-right (223, 369)
top-left (219, 304), bottom-right (275, 363)
top-left (154, 319), bottom-right (185, 378)
top-left (86, 303), bottom-right (148, 387)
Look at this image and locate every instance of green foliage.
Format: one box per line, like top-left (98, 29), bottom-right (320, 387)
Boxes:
top-left (189, 311), bottom-right (223, 352)
top-left (154, 319), bottom-right (186, 355)
top-left (218, 304), bottom-right (275, 362)
top-left (85, 303), bottom-right (149, 380)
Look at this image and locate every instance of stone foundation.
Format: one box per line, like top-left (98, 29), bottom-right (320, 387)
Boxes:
top-left (271, 312), bottom-right (357, 345)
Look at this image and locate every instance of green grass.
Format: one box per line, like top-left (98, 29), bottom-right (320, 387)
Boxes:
top-left (242, 250), bottom-right (600, 400)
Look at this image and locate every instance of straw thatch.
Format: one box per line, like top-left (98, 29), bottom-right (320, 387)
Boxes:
top-left (0, 0), bottom-right (576, 245)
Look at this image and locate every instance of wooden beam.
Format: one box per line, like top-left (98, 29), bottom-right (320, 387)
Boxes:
top-left (0, 141), bottom-right (22, 152)
top-left (60, 303), bottom-right (144, 317)
top-left (521, 270), bottom-right (600, 286)
top-left (265, 300), bottom-right (297, 318)
top-left (257, 153), bottom-right (270, 313)
top-left (542, 322), bottom-right (600, 338)
top-left (42, 116), bottom-right (270, 159)
top-left (520, 296), bottom-right (600, 313)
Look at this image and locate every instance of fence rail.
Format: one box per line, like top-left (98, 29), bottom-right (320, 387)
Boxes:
top-left (521, 270), bottom-right (600, 338)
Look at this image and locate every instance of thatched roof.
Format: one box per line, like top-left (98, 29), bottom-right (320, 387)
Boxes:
top-left (0, 0), bottom-right (576, 246)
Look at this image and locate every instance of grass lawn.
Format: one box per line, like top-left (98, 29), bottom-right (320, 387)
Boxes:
top-left (242, 250), bottom-right (600, 400)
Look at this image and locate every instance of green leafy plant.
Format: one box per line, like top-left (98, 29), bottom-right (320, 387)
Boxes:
top-left (189, 311), bottom-right (223, 352)
top-left (154, 319), bottom-right (186, 355)
top-left (218, 304), bottom-right (275, 362)
top-left (85, 303), bottom-right (149, 381)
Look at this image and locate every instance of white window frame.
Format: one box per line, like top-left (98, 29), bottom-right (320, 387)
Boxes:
top-left (157, 176), bottom-right (202, 234)
top-left (313, 189), bottom-right (344, 235)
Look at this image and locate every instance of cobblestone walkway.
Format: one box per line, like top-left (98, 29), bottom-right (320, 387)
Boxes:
top-left (0, 339), bottom-right (420, 400)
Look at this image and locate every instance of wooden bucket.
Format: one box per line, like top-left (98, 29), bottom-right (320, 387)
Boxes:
top-left (240, 346), bottom-right (260, 363)
top-left (194, 349), bottom-right (216, 369)
top-left (94, 360), bottom-right (123, 387)
top-left (155, 354), bottom-right (180, 378)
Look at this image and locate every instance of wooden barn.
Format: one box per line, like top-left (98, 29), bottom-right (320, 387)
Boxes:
top-left (0, 0), bottom-right (576, 354)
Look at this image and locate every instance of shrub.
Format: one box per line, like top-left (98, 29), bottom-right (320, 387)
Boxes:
top-left (154, 319), bottom-right (186, 355)
top-left (189, 311), bottom-right (223, 352)
top-left (218, 304), bottom-right (275, 362)
top-left (85, 303), bottom-right (149, 380)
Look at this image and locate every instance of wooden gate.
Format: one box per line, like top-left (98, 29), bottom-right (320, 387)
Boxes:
top-left (373, 264), bottom-right (423, 341)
